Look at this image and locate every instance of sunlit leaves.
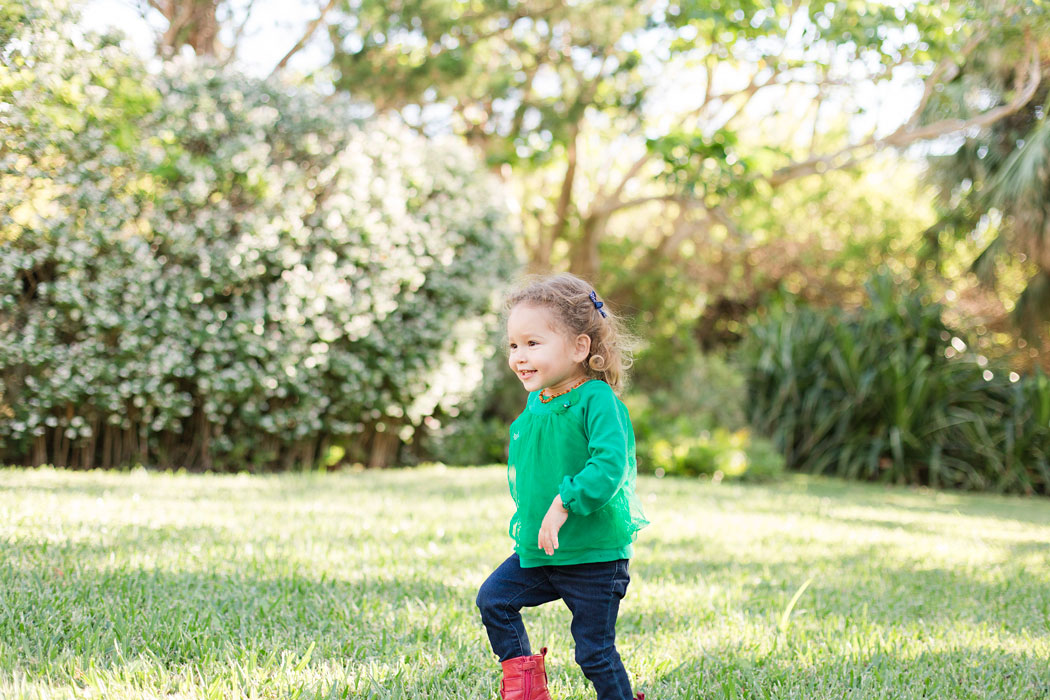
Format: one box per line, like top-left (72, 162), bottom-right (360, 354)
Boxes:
top-left (330, 0), bottom-right (654, 164)
top-left (647, 128), bottom-right (759, 204)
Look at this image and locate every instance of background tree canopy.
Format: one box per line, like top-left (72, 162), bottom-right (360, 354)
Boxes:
top-left (324, 0), bottom-right (1049, 360)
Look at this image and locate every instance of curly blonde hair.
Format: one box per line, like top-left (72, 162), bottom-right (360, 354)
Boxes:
top-left (504, 273), bottom-right (638, 393)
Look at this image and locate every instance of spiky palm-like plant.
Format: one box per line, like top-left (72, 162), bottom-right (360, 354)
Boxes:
top-left (922, 30), bottom-right (1050, 346)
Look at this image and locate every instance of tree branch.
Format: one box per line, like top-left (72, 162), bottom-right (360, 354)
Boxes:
top-left (548, 124), bottom-right (580, 251)
top-left (596, 193), bottom-right (684, 219)
top-left (220, 0), bottom-right (258, 67)
top-left (269, 0), bottom-right (338, 78)
top-left (807, 93), bottom-right (824, 158)
top-left (765, 36), bottom-right (1040, 188)
top-left (707, 67), bottom-right (775, 131)
top-left (597, 151), bottom-right (653, 210)
top-left (349, 1), bottom-right (559, 87)
top-left (509, 61), bottom-right (542, 139)
top-left (656, 201), bottom-right (703, 260)
top-left (590, 61), bottom-right (778, 219)
top-left (886, 38), bottom-right (1039, 145)
top-left (702, 51), bottom-right (717, 108)
top-left (158, 0), bottom-right (197, 57)
top-left (902, 30), bottom-right (986, 133)
top-left (615, 202), bottom-right (706, 294)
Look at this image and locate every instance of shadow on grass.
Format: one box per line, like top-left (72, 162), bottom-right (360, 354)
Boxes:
top-left (0, 553), bottom-right (492, 673)
top-left (729, 476), bottom-right (1050, 528)
top-left (0, 466), bottom-right (510, 510)
top-left (629, 538), bottom-right (1050, 638)
top-left (637, 645), bottom-right (1050, 700)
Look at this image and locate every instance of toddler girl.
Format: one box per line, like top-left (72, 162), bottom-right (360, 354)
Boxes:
top-left (476, 273), bottom-right (648, 700)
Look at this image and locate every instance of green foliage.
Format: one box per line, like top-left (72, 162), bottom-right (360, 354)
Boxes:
top-left (646, 427), bottom-right (784, 482)
top-left (632, 348), bottom-right (748, 434)
top-left (646, 129), bottom-right (760, 205)
top-left (0, 5), bottom-right (517, 470)
top-left (738, 270), bottom-right (1050, 494)
top-left (597, 151), bottom-right (939, 384)
top-left (628, 345), bottom-right (780, 482)
top-left (0, 0), bottom-right (30, 47)
top-left (331, 0), bottom-right (655, 171)
top-left (415, 413), bottom-right (509, 467)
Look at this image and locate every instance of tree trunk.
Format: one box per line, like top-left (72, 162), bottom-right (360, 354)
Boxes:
top-left (570, 214), bottom-right (604, 283)
top-left (157, 0), bottom-right (222, 57)
top-left (367, 425), bottom-right (401, 468)
top-left (32, 435), bottom-right (47, 467)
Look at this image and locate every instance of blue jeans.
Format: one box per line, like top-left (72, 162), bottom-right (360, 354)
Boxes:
top-left (476, 554), bottom-right (633, 700)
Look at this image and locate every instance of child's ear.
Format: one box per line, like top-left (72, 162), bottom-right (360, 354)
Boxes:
top-left (573, 334), bottom-right (592, 362)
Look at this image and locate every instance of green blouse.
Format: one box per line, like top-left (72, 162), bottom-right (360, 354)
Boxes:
top-left (506, 379), bottom-right (649, 568)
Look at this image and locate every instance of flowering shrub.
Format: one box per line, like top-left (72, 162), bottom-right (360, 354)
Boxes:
top-left (0, 2), bottom-right (517, 470)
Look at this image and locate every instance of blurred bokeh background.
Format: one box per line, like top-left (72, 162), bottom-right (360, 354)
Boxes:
top-left (4, 0), bottom-right (1050, 494)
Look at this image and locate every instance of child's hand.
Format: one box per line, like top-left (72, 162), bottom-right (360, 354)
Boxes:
top-left (538, 495), bottom-right (569, 556)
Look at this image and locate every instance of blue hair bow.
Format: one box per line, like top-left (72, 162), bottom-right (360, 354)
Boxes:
top-left (589, 290), bottom-right (607, 318)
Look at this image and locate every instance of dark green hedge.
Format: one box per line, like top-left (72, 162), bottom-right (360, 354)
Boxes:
top-left (738, 273), bottom-right (1050, 495)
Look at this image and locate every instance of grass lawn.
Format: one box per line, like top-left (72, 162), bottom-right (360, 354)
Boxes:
top-left (1, 465), bottom-right (1049, 699)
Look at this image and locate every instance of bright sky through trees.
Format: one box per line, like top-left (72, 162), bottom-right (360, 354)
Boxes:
top-left (82, 0), bottom-right (332, 77)
top-left (81, 0), bottom-right (930, 152)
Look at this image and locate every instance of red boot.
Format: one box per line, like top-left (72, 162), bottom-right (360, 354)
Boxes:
top-left (499, 647), bottom-right (553, 700)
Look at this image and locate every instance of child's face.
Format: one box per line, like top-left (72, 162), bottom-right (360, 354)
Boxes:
top-left (507, 304), bottom-right (591, 395)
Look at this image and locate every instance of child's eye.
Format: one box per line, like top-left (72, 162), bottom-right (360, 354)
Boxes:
top-left (528, 340), bottom-right (538, 346)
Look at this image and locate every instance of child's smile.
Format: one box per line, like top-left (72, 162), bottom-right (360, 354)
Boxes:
top-left (506, 304), bottom-right (590, 395)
